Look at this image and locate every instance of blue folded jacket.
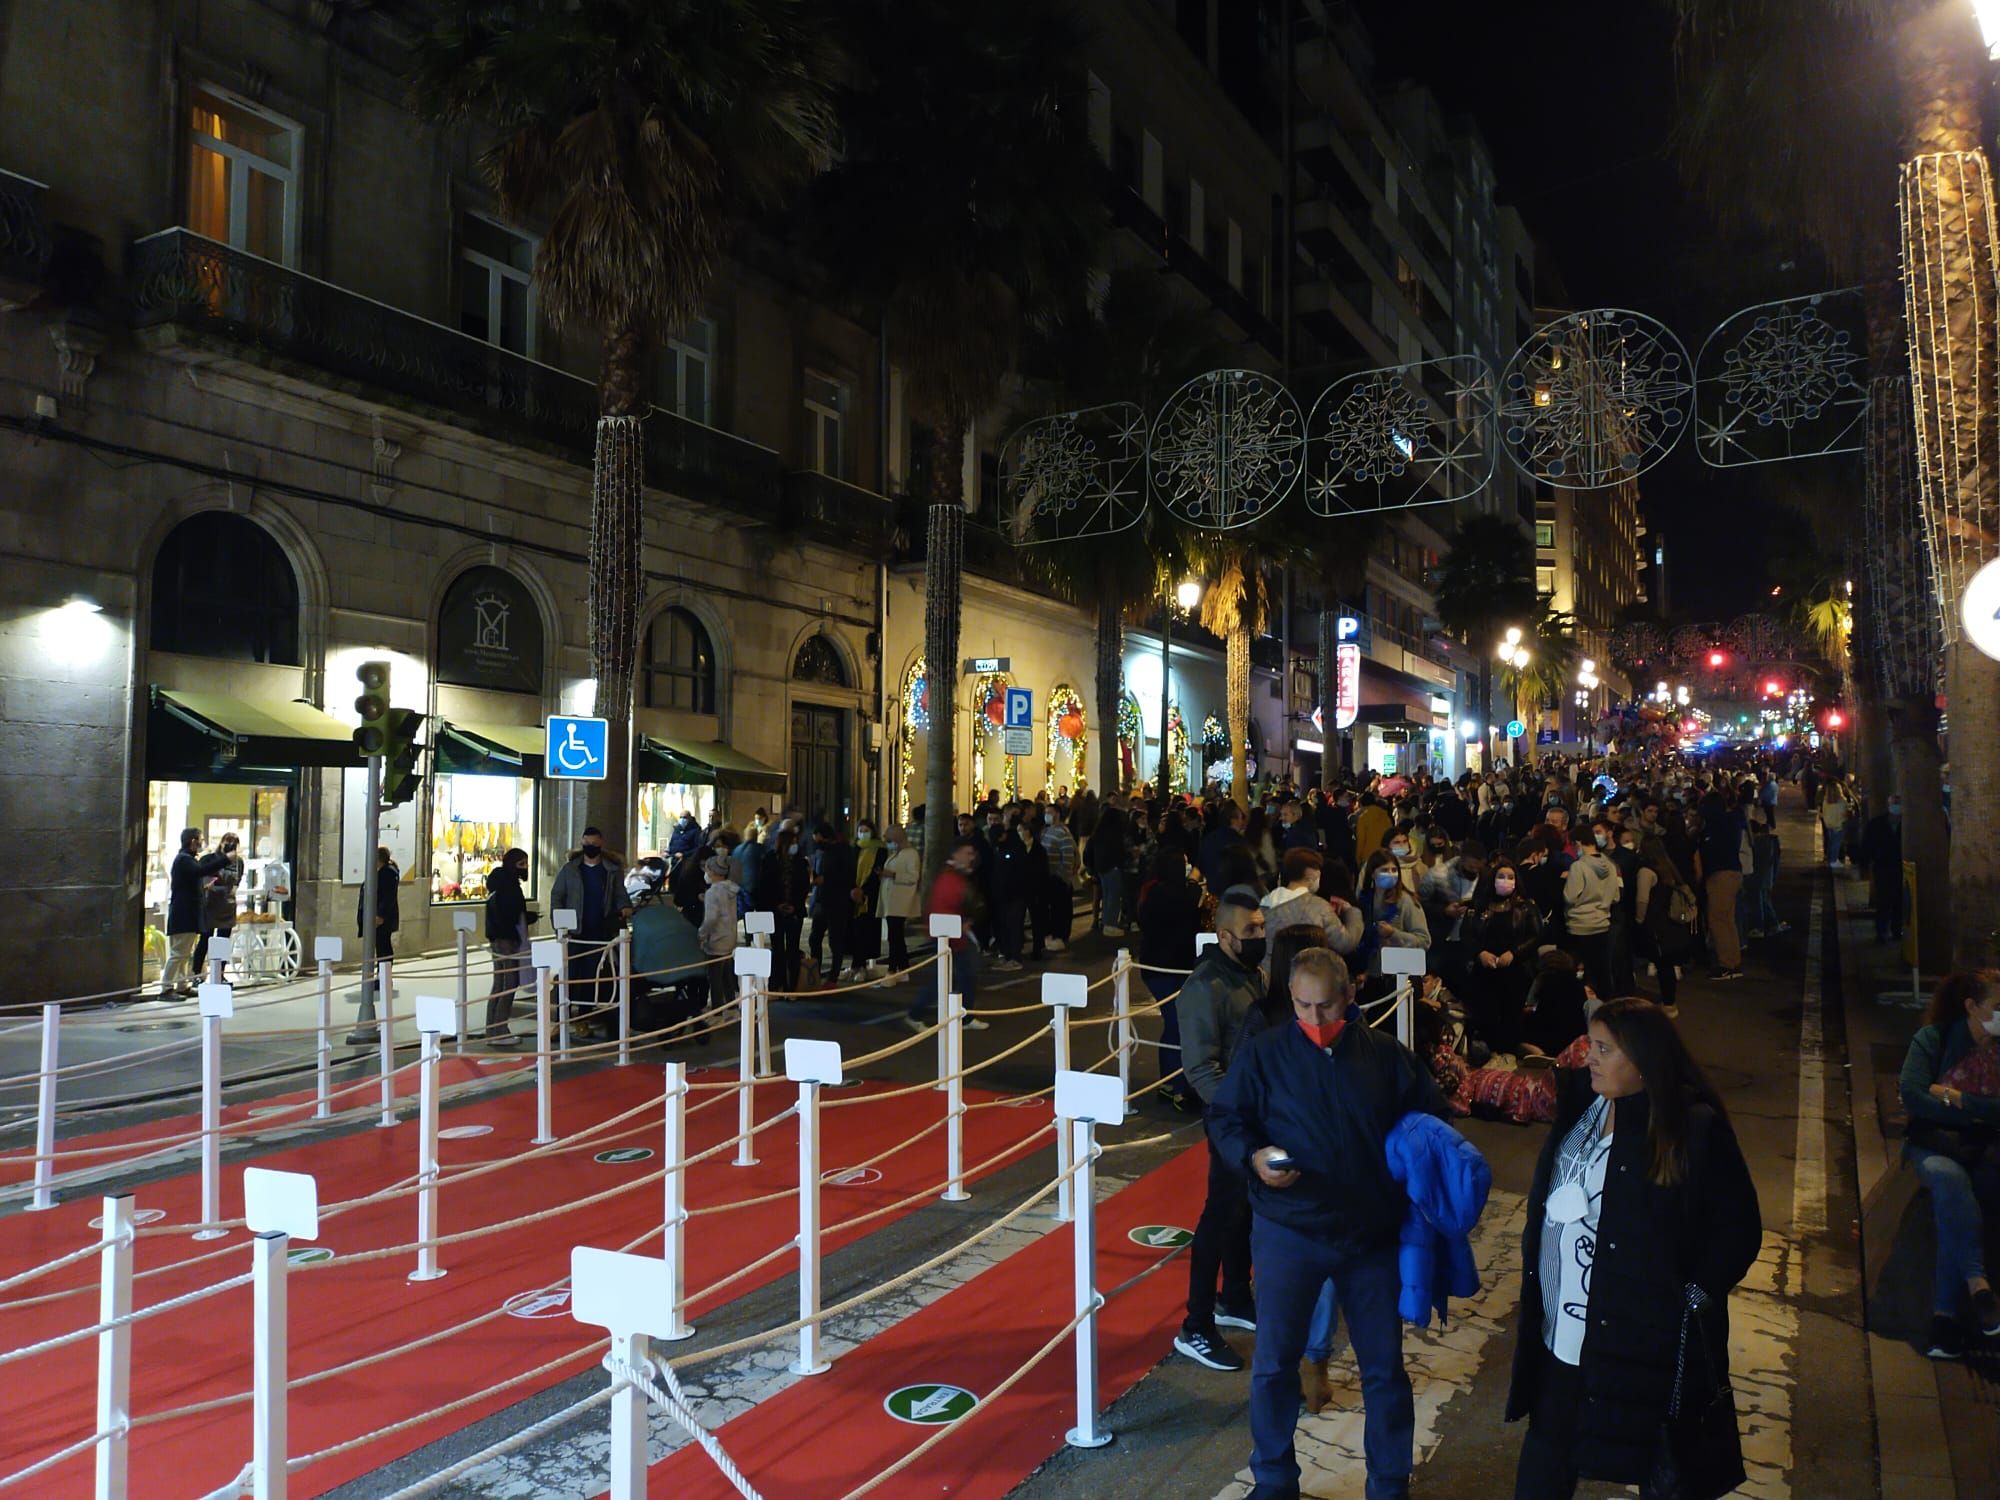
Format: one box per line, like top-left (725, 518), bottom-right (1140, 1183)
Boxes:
top-left (1384, 1110), bottom-right (1492, 1327)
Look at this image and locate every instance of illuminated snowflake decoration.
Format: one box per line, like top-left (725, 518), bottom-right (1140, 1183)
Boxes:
top-left (1499, 309), bottom-right (1693, 487)
top-left (1001, 402), bottom-right (1147, 545)
top-left (1148, 369), bottom-right (1304, 530)
top-left (1305, 355), bottom-right (1496, 515)
top-left (1696, 290), bottom-right (1867, 467)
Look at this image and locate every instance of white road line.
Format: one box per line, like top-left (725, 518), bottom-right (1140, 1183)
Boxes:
top-left (1795, 875), bottom-right (1828, 1236)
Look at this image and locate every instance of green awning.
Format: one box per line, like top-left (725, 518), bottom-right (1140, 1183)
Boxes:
top-left (151, 688), bottom-right (358, 771)
top-left (434, 721), bottom-right (545, 776)
top-left (638, 735), bottom-right (787, 794)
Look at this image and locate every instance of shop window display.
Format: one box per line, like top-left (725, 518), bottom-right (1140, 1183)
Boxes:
top-left (431, 772), bottom-right (534, 903)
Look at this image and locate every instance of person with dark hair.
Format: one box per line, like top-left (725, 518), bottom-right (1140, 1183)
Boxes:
top-left (161, 827), bottom-right (224, 996)
top-left (481, 847), bottom-right (531, 1047)
top-left (808, 821), bottom-right (856, 988)
top-left (904, 838), bottom-right (988, 1030)
top-left (1465, 859), bottom-right (1543, 1054)
top-left (1632, 833), bottom-right (1695, 1012)
top-left (1695, 790), bottom-right (1747, 979)
top-left (1139, 845), bottom-right (1203, 1110)
top-left (357, 845), bottom-right (401, 961)
top-left (1261, 847), bottom-right (1364, 955)
top-left (1354, 848), bottom-right (1430, 995)
top-left (1898, 971), bottom-right (2000, 1357)
top-left (1560, 823), bottom-right (1620, 1000)
top-left (1252, 923), bottom-right (1330, 1034)
top-left (1508, 998), bottom-right (1762, 1499)
top-left (1198, 803), bottom-right (1253, 892)
top-left (1171, 886), bottom-right (1268, 1375)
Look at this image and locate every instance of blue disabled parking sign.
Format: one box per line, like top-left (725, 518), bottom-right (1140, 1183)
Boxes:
top-left (546, 715), bottom-right (609, 780)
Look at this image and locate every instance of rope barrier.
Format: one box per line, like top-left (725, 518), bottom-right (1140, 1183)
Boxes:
top-left (0, 1425), bottom-right (119, 1492)
top-left (616, 1358), bottom-right (763, 1498)
top-left (0, 1268), bottom-right (253, 1369)
top-left (762, 952), bottom-right (939, 1000)
top-left (0, 1233), bottom-right (125, 1294)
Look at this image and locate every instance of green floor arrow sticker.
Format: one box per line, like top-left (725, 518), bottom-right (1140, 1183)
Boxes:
top-left (883, 1384), bottom-right (978, 1425)
top-left (594, 1147), bottom-right (655, 1164)
top-left (286, 1246), bottom-right (334, 1266)
top-left (1128, 1224), bottom-right (1194, 1249)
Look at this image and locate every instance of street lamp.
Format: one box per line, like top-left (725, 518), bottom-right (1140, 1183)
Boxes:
top-left (1978, 0), bottom-right (2000, 58)
top-left (1159, 576), bottom-right (1202, 794)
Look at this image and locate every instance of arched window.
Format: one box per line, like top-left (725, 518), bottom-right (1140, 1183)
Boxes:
top-left (642, 607), bottom-right (715, 712)
top-left (793, 634), bottom-right (848, 687)
top-left (150, 512), bottom-right (300, 664)
top-left (436, 565), bottom-right (544, 693)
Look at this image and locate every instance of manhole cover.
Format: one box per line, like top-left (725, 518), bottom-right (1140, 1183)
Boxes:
top-left (116, 1021), bottom-right (195, 1033)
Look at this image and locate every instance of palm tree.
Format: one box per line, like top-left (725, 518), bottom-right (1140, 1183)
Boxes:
top-left (1433, 512), bottom-right (1537, 768)
top-left (411, 0), bottom-right (838, 845)
top-left (1499, 596), bottom-right (1579, 735)
top-left (814, 0), bottom-right (1102, 875)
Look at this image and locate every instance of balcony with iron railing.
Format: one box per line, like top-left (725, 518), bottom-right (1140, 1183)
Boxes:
top-left (0, 169), bottom-right (53, 292)
top-left (127, 228), bottom-right (783, 520)
top-left (783, 468), bottom-right (902, 559)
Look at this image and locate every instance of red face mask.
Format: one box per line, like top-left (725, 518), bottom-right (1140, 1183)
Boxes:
top-left (1297, 1016), bottom-right (1346, 1050)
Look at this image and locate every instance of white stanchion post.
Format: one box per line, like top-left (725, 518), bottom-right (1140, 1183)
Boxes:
top-left (940, 1000), bottom-right (964, 1208)
top-left (1380, 947), bottom-right (1426, 1051)
top-left (615, 928), bottom-right (632, 1066)
top-left (530, 940), bottom-right (561, 1145)
top-left (193, 982), bottom-right (234, 1241)
top-left (1056, 1070), bottom-right (1124, 1450)
top-left (930, 913), bottom-right (960, 1090)
top-left (553, 911), bottom-right (578, 1062)
top-left (660, 1062), bottom-right (694, 1342)
top-left (746, 911), bottom-right (776, 1076)
top-left (570, 1249), bottom-right (679, 1500)
top-left (408, 996), bottom-right (458, 1283)
top-left (1113, 948), bottom-right (1134, 1100)
top-left (375, 957), bottom-right (397, 1129)
top-left (451, 910), bottom-right (478, 1056)
top-left (206, 933), bottom-right (231, 989)
top-left (30, 1002), bottom-right (58, 1211)
top-left (1043, 972), bottom-right (1088, 1224)
top-left (312, 939), bottom-right (341, 1121)
top-left (243, 1169), bottom-right (317, 1500)
top-left (733, 947), bottom-right (773, 1167)
top-left (94, 1193), bottom-right (133, 1498)
top-left (785, 1038), bottom-right (842, 1376)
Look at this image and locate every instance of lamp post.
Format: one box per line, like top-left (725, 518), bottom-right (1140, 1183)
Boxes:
top-left (1575, 658), bottom-right (1600, 753)
top-left (1159, 577), bottom-right (1202, 795)
top-left (1494, 626), bottom-right (1527, 770)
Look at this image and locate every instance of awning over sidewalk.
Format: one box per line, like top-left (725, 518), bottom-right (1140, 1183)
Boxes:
top-left (434, 720), bottom-right (545, 777)
top-left (638, 734), bottom-right (787, 794)
top-left (149, 688), bottom-right (356, 773)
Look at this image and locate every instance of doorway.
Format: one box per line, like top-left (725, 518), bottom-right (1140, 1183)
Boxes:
top-left (790, 704), bottom-right (849, 827)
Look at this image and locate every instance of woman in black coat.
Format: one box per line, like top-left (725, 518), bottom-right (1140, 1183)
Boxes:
top-left (1508, 997), bottom-right (1761, 1499)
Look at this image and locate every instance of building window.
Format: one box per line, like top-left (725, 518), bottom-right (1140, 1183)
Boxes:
top-left (642, 607), bottom-right (716, 713)
top-left (793, 634), bottom-right (848, 687)
top-left (1536, 565), bottom-right (1556, 596)
top-left (1141, 130), bottom-right (1164, 215)
top-left (458, 213), bottom-right (536, 356)
top-left (665, 318), bottom-right (716, 425)
top-left (1534, 522), bottom-right (1555, 549)
top-left (187, 86), bottom-right (300, 265)
top-left (804, 371), bottom-right (847, 477)
top-left (1227, 219), bottom-right (1244, 290)
top-left (151, 512), bottom-right (301, 664)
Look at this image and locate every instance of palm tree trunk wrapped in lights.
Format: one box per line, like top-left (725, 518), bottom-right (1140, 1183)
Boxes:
top-left (588, 411), bottom-right (645, 822)
top-left (923, 466), bottom-right (964, 875)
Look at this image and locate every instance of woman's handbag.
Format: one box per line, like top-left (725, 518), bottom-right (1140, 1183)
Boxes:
top-left (1642, 1286), bottom-right (1746, 1500)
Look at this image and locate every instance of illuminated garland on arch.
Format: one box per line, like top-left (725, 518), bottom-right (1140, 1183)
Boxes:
top-left (1045, 683), bottom-right (1088, 792)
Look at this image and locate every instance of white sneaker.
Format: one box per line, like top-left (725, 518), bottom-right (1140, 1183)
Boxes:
top-left (1047, 938), bottom-right (1068, 953)
top-left (1103, 925), bottom-right (1127, 938)
top-left (964, 1016), bottom-right (991, 1031)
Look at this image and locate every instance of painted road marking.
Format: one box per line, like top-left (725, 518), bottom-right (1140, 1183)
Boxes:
top-left (1128, 1225), bottom-right (1193, 1249)
top-left (502, 1288), bottom-right (572, 1319)
top-left (439, 1124), bottom-right (495, 1140)
top-left (286, 1246), bottom-right (334, 1266)
top-left (823, 1166), bottom-right (883, 1187)
top-left (594, 1147), bottom-right (654, 1164)
top-left (884, 1383), bottom-right (979, 1425)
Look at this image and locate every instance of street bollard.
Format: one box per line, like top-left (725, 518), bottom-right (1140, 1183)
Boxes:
top-left (30, 1002), bottom-right (58, 1211)
top-left (243, 1168), bottom-right (319, 1500)
top-left (530, 940), bottom-right (562, 1145)
top-left (375, 957), bottom-right (397, 1129)
top-left (660, 1062), bottom-right (695, 1342)
top-left (408, 996), bottom-right (458, 1283)
top-left (615, 928), bottom-right (632, 1066)
top-left (1380, 947), bottom-right (1427, 1051)
top-left (553, 911), bottom-right (578, 1062)
top-left (942, 993), bottom-right (969, 1203)
top-left (785, 1038), bottom-right (842, 1376)
top-left (1055, 1070), bottom-right (1125, 1450)
top-left (205, 933), bottom-right (232, 990)
top-left (1043, 972), bottom-right (1088, 1224)
top-left (94, 1194), bottom-right (133, 1499)
top-left (733, 947), bottom-right (773, 1167)
top-left (193, 982), bottom-right (235, 1240)
top-left (930, 913), bottom-right (960, 1090)
top-left (451, 910), bottom-right (478, 1056)
top-left (312, 938), bottom-right (342, 1121)
top-left (1113, 948), bottom-right (1134, 1100)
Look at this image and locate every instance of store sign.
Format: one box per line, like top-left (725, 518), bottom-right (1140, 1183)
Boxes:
top-left (1335, 642), bottom-right (1361, 730)
top-left (437, 566), bottom-right (544, 694)
top-left (965, 656), bottom-right (1011, 674)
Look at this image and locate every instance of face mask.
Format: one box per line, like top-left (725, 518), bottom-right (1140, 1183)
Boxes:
top-left (1375, 870), bottom-right (1400, 892)
top-left (1494, 877), bottom-right (1517, 896)
top-left (1593, 832), bottom-right (1609, 849)
top-left (582, 847), bottom-right (602, 862)
top-left (1982, 1011), bottom-right (2000, 1038)
top-left (1390, 844), bottom-right (1410, 859)
top-left (1233, 935), bottom-right (1268, 969)
top-left (1297, 1016), bottom-right (1346, 1049)
top-left (858, 828), bottom-right (873, 840)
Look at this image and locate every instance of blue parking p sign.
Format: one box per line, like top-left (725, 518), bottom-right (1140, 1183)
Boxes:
top-left (1004, 688), bottom-right (1033, 730)
top-left (546, 715), bottom-right (609, 780)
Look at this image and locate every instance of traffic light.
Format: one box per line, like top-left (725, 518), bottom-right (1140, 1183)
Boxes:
top-left (353, 659), bottom-right (392, 757)
top-left (382, 708), bottom-right (425, 806)
top-left (1707, 650), bottom-right (1726, 668)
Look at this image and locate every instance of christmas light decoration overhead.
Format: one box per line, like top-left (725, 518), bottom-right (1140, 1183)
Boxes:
top-left (1695, 289), bottom-right (1867, 467)
top-left (1303, 355), bottom-right (1496, 515)
top-left (1148, 369), bottom-right (1304, 530)
top-left (1499, 308), bottom-right (1693, 487)
top-left (1000, 401), bottom-right (1148, 544)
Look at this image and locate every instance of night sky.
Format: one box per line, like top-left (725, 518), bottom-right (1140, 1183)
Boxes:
top-left (1349, 0), bottom-right (1856, 623)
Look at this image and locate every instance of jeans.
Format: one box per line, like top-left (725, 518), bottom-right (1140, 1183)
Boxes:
top-left (1705, 870), bottom-right (1743, 968)
top-left (1098, 868), bottom-right (1125, 929)
top-left (1512, 1346), bottom-right (1584, 1499)
top-left (910, 942), bottom-right (978, 1021)
top-left (995, 898), bottom-right (1026, 961)
top-left (483, 939), bottom-right (526, 1037)
top-left (1823, 826), bottom-right (1844, 868)
top-left (1186, 1132), bottom-right (1253, 1332)
top-left (1908, 1142), bottom-right (1989, 1315)
top-left (1750, 868), bottom-right (1781, 931)
top-left (1635, 923), bottom-right (1679, 1006)
top-left (1146, 970), bottom-right (1195, 1100)
top-left (1305, 1280), bottom-right (1336, 1361)
top-left (1249, 1219), bottom-right (1411, 1498)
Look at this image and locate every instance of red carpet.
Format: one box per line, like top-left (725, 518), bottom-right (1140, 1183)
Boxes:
top-left (639, 1143), bottom-right (1208, 1498)
top-left (0, 1061), bottom-right (1056, 1497)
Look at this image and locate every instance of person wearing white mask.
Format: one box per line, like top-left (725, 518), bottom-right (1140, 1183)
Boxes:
top-left (1899, 972), bottom-right (2000, 1358)
top-left (1260, 848), bottom-right (1363, 954)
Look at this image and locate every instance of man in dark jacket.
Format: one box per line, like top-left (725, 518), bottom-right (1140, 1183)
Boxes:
top-left (1862, 796), bottom-right (1905, 943)
top-left (808, 822), bottom-right (857, 986)
top-left (1172, 887), bottom-right (1268, 1374)
top-left (1089, 800), bottom-right (1131, 937)
top-left (1208, 945), bottom-right (1447, 1500)
top-left (1198, 803), bottom-right (1251, 888)
top-left (356, 846), bottom-right (400, 960)
top-left (161, 827), bottom-right (224, 996)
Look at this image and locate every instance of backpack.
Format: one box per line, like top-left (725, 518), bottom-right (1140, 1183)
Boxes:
top-left (1666, 878), bottom-right (1697, 926)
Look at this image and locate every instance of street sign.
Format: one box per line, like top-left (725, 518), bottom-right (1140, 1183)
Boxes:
top-left (1128, 1224), bottom-right (1194, 1249)
top-left (884, 1384), bottom-right (979, 1425)
top-left (1003, 686), bottom-right (1033, 757)
top-left (965, 656), bottom-right (1011, 674)
top-left (545, 714), bottom-right (609, 780)
top-left (1962, 556), bottom-right (2000, 661)
top-left (1505, 719), bottom-right (1526, 739)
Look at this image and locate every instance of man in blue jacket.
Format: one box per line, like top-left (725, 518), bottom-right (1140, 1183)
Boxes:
top-left (1208, 946), bottom-right (1448, 1500)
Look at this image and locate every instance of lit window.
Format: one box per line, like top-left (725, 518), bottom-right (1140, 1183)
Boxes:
top-left (665, 318), bottom-right (717, 425)
top-left (804, 371), bottom-right (847, 477)
top-left (458, 214), bottom-right (537, 356)
top-left (1535, 522), bottom-right (1555, 548)
top-left (187, 87), bottom-right (300, 264)
top-left (1536, 565), bottom-right (1556, 595)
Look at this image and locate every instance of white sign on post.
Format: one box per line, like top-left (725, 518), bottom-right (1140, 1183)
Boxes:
top-left (313, 936), bottom-right (344, 964)
top-left (1379, 947), bottom-right (1428, 976)
top-left (451, 909), bottom-right (480, 933)
top-left (571, 1247), bottom-right (674, 1334)
top-left (733, 946), bottom-right (774, 978)
top-left (414, 995), bottom-right (460, 1036)
top-left (1056, 1069), bottom-right (1127, 1127)
top-left (928, 913), bottom-right (962, 940)
top-left (197, 982), bottom-right (235, 1018)
top-left (744, 910), bottom-right (776, 937)
top-left (1003, 688), bottom-right (1033, 758)
top-left (1042, 972), bottom-right (1088, 1009)
top-left (244, 1168), bottom-right (320, 1240)
top-left (552, 909), bottom-right (580, 933)
top-left (784, 1038), bottom-right (844, 1086)
top-left (531, 939), bottom-right (564, 971)
top-left (340, 766), bottom-right (420, 885)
